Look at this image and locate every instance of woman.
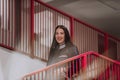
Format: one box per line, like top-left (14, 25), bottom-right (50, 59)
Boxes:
top-left (47, 25), bottom-right (79, 65)
top-left (46, 25), bottom-right (79, 80)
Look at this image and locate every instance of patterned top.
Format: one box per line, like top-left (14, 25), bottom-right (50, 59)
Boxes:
top-left (47, 42), bottom-right (79, 65)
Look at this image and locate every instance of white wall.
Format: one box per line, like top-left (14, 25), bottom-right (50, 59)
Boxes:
top-left (0, 47), bottom-right (46, 80)
top-left (0, 61), bottom-right (4, 80)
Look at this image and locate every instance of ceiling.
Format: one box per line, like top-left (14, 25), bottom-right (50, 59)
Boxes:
top-left (42, 0), bottom-right (120, 39)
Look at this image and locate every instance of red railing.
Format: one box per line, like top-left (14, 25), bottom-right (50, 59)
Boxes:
top-left (0, 0), bottom-right (120, 61)
top-left (22, 51), bottom-right (120, 80)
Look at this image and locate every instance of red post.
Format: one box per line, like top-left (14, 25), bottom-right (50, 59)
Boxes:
top-left (30, 0), bottom-right (34, 58)
top-left (82, 55), bottom-right (87, 71)
top-left (104, 33), bottom-right (108, 56)
top-left (70, 17), bottom-right (74, 42)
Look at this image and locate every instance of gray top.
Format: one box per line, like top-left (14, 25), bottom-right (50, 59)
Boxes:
top-left (47, 43), bottom-right (79, 65)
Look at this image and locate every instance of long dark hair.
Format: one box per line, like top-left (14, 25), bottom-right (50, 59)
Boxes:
top-left (50, 25), bottom-right (72, 53)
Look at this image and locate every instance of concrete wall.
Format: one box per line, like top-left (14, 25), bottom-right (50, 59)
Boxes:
top-left (0, 47), bottom-right (46, 80)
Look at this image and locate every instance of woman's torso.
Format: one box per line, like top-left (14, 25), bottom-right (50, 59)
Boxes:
top-left (47, 43), bottom-right (78, 65)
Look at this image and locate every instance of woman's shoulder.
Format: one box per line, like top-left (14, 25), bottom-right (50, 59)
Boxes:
top-left (66, 42), bottom-right (79, 56)
top-left (66, 42), bottom-right (76, 47)
top-left (66, 42), bottom-right (78, 50)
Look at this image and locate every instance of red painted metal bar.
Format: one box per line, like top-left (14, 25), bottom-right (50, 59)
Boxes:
top-left (30, 0), bottom-right (34, 57)
top-left (82, 55), bottom-right (87, 71)
top-left (70, 17), bottom-right (74, 41)
top-left (104, 33), bottom-right (109, 56)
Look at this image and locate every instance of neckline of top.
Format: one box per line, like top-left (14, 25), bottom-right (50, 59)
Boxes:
top-left (59, 44), bottom-right (66, 49)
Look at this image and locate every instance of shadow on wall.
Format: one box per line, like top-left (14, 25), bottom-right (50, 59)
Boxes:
top-left (15, 0), bottom-right (21, 47)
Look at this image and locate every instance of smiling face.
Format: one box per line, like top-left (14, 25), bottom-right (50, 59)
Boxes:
top-left (55, 28), bottom-right (65, 45)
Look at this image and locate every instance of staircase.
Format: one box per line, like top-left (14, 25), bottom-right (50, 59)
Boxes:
top-left (23, 51), bottom-right (120, 80)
